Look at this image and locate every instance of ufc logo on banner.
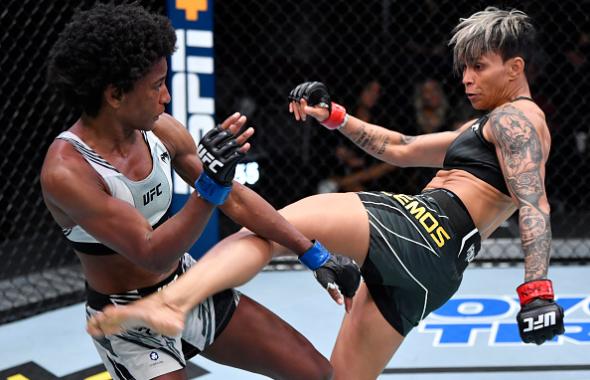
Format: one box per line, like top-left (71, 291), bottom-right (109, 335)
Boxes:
top-left (523, 311), bottom-right (557, 332)
top-left (198, 144), bottom-right (224, 173)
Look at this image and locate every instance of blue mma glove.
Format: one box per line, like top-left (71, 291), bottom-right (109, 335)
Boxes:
top-left (299, 240), bottom-right (361, 298)
top-left (195, 125), bottom-right (246, 205)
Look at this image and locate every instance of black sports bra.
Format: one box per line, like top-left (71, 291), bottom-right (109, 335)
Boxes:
top-left (442, 97), bottom-right (536, 196)
top-left (442, 114), bottom-right (509, 195)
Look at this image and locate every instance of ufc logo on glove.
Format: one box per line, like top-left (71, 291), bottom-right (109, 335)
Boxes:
top-left (522, 311), bottom-right (557, 332)
top-left (516, 280), bottom-right (565, 344)
top-left (198, 144), bottom-right (224, 173)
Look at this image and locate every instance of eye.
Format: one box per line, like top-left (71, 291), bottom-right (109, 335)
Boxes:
top-left (154, 80), bottom-right (165, 90)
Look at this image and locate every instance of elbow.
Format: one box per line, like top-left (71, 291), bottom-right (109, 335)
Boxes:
top-left (133, 248), bottom-right (166, 273)
top-left (543, 198), bottom-right (551, 214)
top-left (382, 148), bottom-right (408, 167)
top-left (388, 155), bottom-right (408, 168)
top-left (130, 237), bottom-right (173, 274)
top-left (142, 258), bottom-right (172, 274)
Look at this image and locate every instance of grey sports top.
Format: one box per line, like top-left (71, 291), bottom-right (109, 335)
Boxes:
top-left (57, 130), bottom-right (173, 255)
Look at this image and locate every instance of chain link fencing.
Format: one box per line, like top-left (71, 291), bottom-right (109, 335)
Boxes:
top-left (0, 0), bottom-right (167, 324)
top-left (1, 0), bottom-right (588, 324)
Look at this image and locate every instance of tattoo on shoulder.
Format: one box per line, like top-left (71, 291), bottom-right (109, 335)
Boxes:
top-left (489, 105), bottom-right (550, 280)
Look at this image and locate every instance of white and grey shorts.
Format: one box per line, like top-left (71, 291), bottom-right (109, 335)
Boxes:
top-left (85, 253), bottom-right (239, 380)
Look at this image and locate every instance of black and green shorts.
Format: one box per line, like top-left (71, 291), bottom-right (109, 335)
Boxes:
top-left (357, 188), bottom-right (481, 336)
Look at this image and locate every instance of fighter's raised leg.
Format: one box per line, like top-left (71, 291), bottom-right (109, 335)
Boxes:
top-left (87, 192), bottom-right (370, 337)
top-left (274, 192), bottom-right (370, 266)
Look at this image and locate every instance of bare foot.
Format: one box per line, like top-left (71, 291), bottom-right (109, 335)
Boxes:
top-left (87, 292), bottom-right (185, 337)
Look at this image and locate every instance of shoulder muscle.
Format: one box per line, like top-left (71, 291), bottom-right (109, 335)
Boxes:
top-left (152, 113), bottom-right (196, 158)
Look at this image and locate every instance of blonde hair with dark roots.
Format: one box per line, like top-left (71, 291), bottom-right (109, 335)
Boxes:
top-left (449, 7), bottom-right (537, 75)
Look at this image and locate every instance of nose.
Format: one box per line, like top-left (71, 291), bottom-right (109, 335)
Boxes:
top-left (160, 83), bottom-right (171, 105)
top-left (462, 67), bottom-right (474, 87)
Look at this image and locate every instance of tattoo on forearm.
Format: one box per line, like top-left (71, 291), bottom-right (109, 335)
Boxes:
top-left (490, 105), bottom-right (551, 281)
top-left (353, 123), bottom-right (376, 149)
top-left (519, 205), bottom-right (552, 280)
top-left (377, 137), bottom-right (389, 155)
top-left (349, 122), bottom-right (391, 157)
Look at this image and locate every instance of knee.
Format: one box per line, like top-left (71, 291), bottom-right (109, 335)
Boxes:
top-left (317, 357), bottom-right (334, 380)
top-left (303, 356), bottom-right (333, 380)
top-left (282, 350), bottom-right (332, 380)
top-left (233, 228), bottom-right (274, 258)
top-left (237, 226), bottom-right (290, 259)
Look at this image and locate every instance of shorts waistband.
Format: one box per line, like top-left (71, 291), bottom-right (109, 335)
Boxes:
top-left (86, 260), bottom-right (183, 310)
top-left (420, 188), bottom-right (481, 259)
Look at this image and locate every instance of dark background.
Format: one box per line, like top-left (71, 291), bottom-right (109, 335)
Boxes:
top-left (1, 0), bottom-right (588, 323)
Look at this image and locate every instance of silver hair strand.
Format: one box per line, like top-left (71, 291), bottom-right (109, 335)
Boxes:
top-left (449, 7), bottom-right (534, 74)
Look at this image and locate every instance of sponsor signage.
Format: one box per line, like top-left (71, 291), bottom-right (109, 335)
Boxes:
top-left (166, 0), bottom-right (259, 257)
top-left (419, 295), bottom-right (590, 346)
top-left (166, 0), bottom-right (217, 257)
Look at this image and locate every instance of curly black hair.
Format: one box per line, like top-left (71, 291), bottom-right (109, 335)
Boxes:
top-left (47, 3), bottom-right (176, 117)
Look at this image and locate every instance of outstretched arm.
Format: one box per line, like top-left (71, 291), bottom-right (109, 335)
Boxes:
top-left (164, 113), bottom-right (322, 255)
top-left (160, 112), bottom-right (361, 301)
top-left (288, 81), bottom-right (462, 168)
top-left (161, 113), bottom-right (315, 255)
top-left (337, 113), bottom-right (459, 168)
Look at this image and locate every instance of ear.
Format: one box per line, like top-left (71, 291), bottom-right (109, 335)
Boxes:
top-left (104, 84), bottom-right (124, 109)
top-left (507, 57), bottom-right (525, 80)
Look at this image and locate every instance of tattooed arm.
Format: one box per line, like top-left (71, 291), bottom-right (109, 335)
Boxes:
top-left (337, 115), bottom-right (465, 168)
top-left (488, 105), bottom-right (552, 281)
top-left (287, 82), bottom-right (469, 167)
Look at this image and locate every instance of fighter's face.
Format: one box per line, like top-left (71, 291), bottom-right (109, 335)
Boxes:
top-left (462, 52), bottom-right (512, 110)
top-left (118, 57), bottom-right (171, 130)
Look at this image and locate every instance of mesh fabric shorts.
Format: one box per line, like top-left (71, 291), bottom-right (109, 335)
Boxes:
top-left (357, 189), bottom-right (481, 336)
top-left (85, 253), bottom-right (239, 380)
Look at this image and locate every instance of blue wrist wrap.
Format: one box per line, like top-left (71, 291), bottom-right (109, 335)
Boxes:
top-left (299, 240), bottom-right (331, 270)
top-left (194, 172), bottom-right (232, 206)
